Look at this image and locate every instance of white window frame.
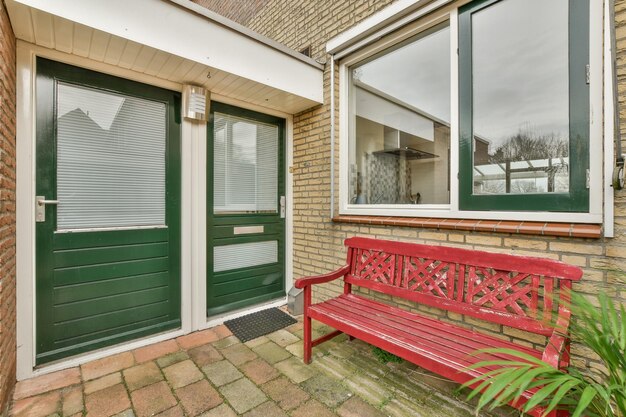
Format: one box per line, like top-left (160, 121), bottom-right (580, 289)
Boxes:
top-left (337, 0), bottom-right (604, 224)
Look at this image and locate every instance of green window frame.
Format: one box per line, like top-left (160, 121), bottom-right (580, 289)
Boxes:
top-left (458, 0), bottom-right (590, 212)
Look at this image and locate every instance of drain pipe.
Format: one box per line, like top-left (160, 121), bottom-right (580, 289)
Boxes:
top-left (610, 0), bottom-right (626, 189)
top-left (330, 54), bottom-right (336, 218)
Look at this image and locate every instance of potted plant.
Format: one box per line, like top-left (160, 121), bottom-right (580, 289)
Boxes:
top-left (463, 291), bottom-right (625, 417)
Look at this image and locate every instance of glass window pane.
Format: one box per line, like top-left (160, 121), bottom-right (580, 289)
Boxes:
top-left (471, 0), bottom-right (569, 195)
top-left (214, 113), bottom-right (278, 214)
top-left (213, 241), bottom-right (278, 272)
top-left (349, 24), bottom-right (451, 205)
top-left (56, 83), bottom-right (166, 230)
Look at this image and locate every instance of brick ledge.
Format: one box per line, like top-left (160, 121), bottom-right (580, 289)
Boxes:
top-left (332, 216), bottom-right (602, 238)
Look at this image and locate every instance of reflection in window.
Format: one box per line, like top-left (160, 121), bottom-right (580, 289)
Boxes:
top-left (349, 24), bottom-right (451, 205)
top-left (472, 0), bottom-right (569, 195)
top-left (214, 113), bottom-right (278, 214)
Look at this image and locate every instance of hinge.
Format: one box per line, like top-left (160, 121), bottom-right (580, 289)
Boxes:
top-left (586, 168), bottom-right (590, 189)
top-left (585, 64), bottom-right (590, 84)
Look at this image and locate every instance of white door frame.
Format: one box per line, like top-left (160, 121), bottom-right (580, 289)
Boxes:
top-left (15, 41), bottom-right (294, 380)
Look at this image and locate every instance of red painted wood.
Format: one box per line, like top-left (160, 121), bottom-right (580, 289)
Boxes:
top-left (298, 237), bottom-right (578, 417)
top-left (311, 329), bottom-right (343, 347)
top-left (344, 237), bottom-right (583, 280)
top-left (294, 264), bottom-right (350, 289)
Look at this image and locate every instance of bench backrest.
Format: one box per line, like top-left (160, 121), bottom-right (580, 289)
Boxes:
top-left (344, 237), bottom-right (583, 336)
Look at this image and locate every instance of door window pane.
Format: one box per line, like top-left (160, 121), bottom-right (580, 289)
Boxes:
top-left (213, 241), bottom-right (278, 272)
top-left (349, 24), bottom-right (451, 205)
top-left (56, 83), bottom-right (166, 230)
top-left (472, 0), bottom-right (569, 195)
top-left (214, 113), bottom-right (278, 214)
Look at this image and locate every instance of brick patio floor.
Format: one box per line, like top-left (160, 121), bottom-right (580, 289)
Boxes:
top-left (10, 316), bottom-right (503, 417)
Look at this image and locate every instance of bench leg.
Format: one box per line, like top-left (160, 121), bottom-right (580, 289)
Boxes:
top-left (303, 314), bottom-right (312, 364)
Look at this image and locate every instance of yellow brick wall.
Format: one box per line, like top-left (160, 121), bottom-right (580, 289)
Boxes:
top-left (200, 0), bottom-right (626, 371)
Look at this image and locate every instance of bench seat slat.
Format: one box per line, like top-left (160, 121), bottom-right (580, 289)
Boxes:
top-left (325, 294), bottom-right (542, 362)
top-left (310, 294), bottom-right (542, 392)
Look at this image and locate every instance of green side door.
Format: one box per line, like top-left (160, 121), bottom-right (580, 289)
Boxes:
top-left (35, 58), bottom-right (181, 364)
top-left (207, 102), bottom-right (286, 316)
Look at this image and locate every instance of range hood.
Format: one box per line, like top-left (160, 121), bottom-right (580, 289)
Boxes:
top-left (374, 126), bottom-right (437, 160)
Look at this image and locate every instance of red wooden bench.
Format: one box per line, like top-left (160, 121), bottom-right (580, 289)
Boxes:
top-left (294, 237), bottom-right (583, 416)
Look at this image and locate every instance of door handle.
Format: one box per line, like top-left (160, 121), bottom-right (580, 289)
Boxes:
top-left (280, 195), bottom-right (286, 218)
top-left (36, 196), bottom-right (59, 222)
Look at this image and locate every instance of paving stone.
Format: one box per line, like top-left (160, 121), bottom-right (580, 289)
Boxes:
top-left (239, 358), bottom-right (279, 385)
top-left (285, 322), bottom-right (303, 334)
top-left (14, 367), bottom-right (81, 400)
top-left (311, 355), bottom-right (358, 380)
top-left (244, 336), bottom-right (270, 349)
top-left (290, 399), bottom-right (336, 417)
top-left (382, 396), bottom-right (433, 417)
top-left (213, 325), bottom-right (233, 340)
top-left (328, 342), bottom-right (358, 359)
top-left (218, 378), bottom-right (267, 414)
top-left (242, 401), bottom-right (288, 417)
top-left (188, 343), bottom-right (223, 367)
top-left (11, 391), bottom-right (61, 417)
top-left (176, 329), bottom-right (219, 350)
top-left (266, 329), bottom-right (300, 347)
top-left (133, 340), bottom-right (179, 363)
top-left (199, 404), bottom-right (237, 417)
top-left (84, 372), bottom-right (123, 395)
top-left (61, 386), bottom-right (84, 416)
top-left (301, 374), bottom-right (352, 407)
top-left (85, 384), bottom-right (130, 417)
top-left (163, 359), bottom-right (204, 388)
top-left (285, 342), bottom-right (303, 358)
top-left (130, 381), bottom-right (177, 417)
top-left (202, 360), bottom-right (243, 387)
top-left (123, 361), bottom-right (163, 391)
top-left (156, 351), bottom-right (189, 368)
top-left (344, 373), bottom-right (392, 406)
top-left (251, 342), bottom-right (291, 364)
top-left (274, 357), bottom-right (316, 383)
top-left (337, 396), bottom-right (387, 417)
top-left (220, 343), bottom-right (257, 365)
top-left (260, 376), bottom-right (309, 411)
top-left (211, 335), bottom-right (239, 350)
top-left (81, 352), bottom-right (135, 381)
top-left (175, 379), bottom-right (222, 416)
top-left (154, 406), bottom-right (184, 417)
top-left (112, 410), bottom-right (135, 417)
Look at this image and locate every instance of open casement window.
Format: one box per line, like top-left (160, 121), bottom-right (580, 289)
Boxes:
top-left (458, 0), bottom-right (589, 212)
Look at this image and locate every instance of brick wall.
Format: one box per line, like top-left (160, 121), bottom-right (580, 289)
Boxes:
top-left (201, 0), bottom-right (626, 372)
top-left (191, 0), bottom-right (270, 26)
top-left (0, 0), bottom-right (16, 413)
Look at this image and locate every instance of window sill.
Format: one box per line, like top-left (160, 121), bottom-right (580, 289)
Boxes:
top-left (332, 215), bottom-right (601, 238)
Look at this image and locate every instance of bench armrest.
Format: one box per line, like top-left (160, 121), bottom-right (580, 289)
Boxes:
top-left (541, 306), bottom-right (571, 369)
top-left (294, 265), bottom-right (351, 289)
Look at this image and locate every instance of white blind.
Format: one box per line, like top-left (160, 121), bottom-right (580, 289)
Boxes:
top-left (56, 82), bottom-right (166, 230)
top-left (214, 241), bottom-right (278, 272)
top-left (214, 112), bottom-right (278, 214)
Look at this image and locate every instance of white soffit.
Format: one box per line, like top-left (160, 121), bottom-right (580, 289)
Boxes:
top-left (6, 0), bottom-right (323, 113)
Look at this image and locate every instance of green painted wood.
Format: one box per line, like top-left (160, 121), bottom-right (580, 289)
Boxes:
top-left (458, 0), bottom-right (589, 212)
top-left (54, 271), bottom-right (169, 304)
top-left (54, 242), bottom-right (168, 268)
top-left (53, 227), bottom-right (168, 249)
top-left (54, 286), bottom-right (170, 322)
top-left (38, 319), bottom-right (179, 364)
top-left (206, 102), bottom-right (286, 315)
top-left (35, 58), bottom-right (181, 364)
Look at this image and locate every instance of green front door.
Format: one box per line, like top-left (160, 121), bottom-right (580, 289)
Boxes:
top-left (35, 58), bottom-right (181, 364)
top-left (207, 103), bottom-right (286, 316)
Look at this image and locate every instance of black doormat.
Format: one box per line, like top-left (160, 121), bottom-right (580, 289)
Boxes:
top-left (225, 308), bottom-right (297, 343)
